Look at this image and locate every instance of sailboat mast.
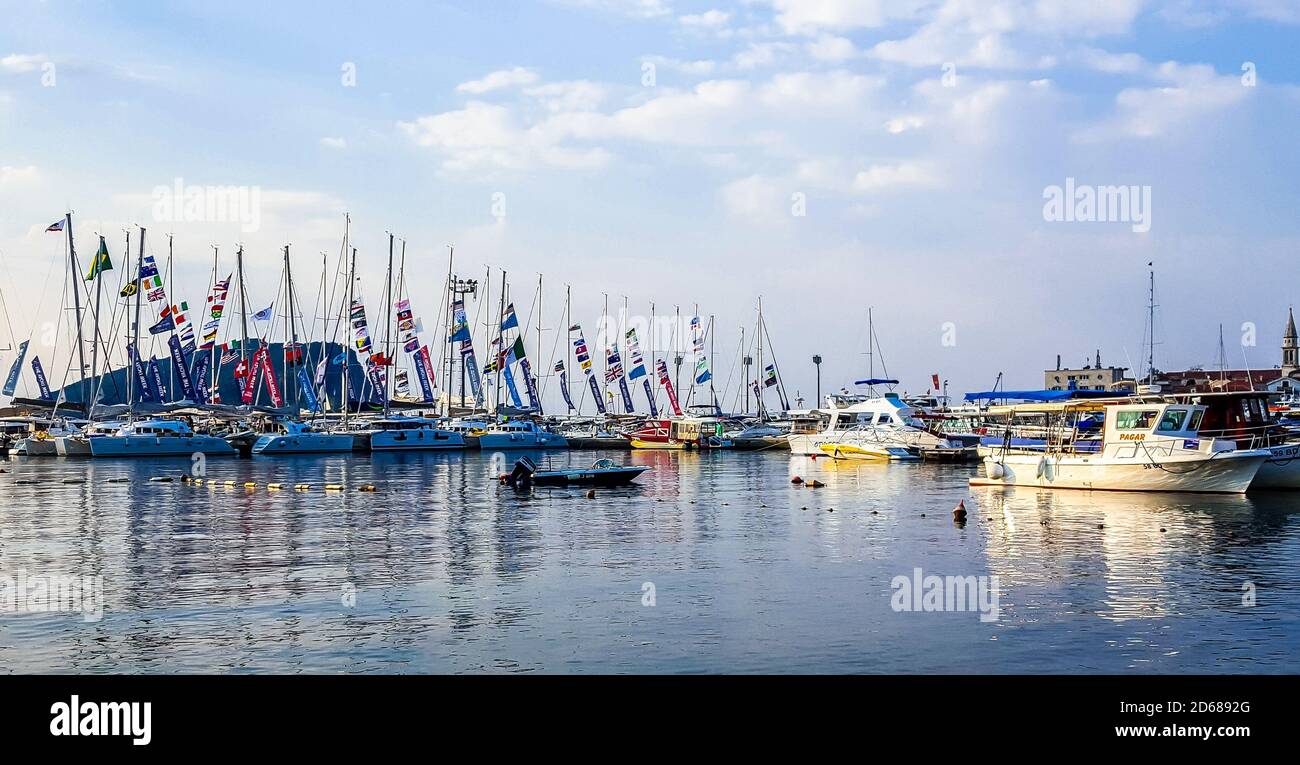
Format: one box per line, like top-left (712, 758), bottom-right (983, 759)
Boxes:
top-left (757, 297), bottom-right (765, 416)
top-left (602, 292), bottom-right (610, 410)
top-left (709, 313), bottom-right (716, 409)
top-left (1147, 264), bottom-right (1156, 386)
top-left (63, 212), bottom-right (89, 409)
top-left (285, 244), bottom-right (298, 410)
top-left (566, 284), bottom-right (573, 414)
top-left (130, 227), bottom-right (145, 423)
top-left (445, 246), bottom-right (455, 416)
top-left (166, 234), bottom-right (174, 396)
top-left (383, 232), bottom-right (394, 417)
top-left (209, 245), bottom-right (219, 404)
top-left (496, 270), bottom-right (507, 413)
top-left (536, 273), bottom-right (543, 415)
top-left (236, 245), bottom-right (249, 367)
top-left (342, 246), bottom-right (356, 427)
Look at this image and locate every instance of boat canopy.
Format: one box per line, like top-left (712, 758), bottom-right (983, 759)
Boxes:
top-left (964, 389), bottom-right (1118, 403)
top-left (855, 379), bottom-right (899, 386)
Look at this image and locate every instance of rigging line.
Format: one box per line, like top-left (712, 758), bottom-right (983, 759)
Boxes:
top-left (540, 293), bottom-right (568, 402)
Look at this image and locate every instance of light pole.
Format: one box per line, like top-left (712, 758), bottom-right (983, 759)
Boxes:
top-left (812, 354), bottom-right (822, 406)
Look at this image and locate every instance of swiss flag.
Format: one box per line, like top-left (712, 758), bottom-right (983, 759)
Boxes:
top-left (234, 359), bottom-right (249, 379)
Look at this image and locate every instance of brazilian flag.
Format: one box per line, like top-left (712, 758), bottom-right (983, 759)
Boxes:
top-left (85, 236), bottom-right (114, 281)
top-left (120, 280), bottom-right (138, 298)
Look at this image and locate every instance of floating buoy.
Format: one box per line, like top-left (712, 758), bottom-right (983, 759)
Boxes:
top-left (1159, 527), bottom-right (1167, 533)
top-left (294, 483), bottom-right (311, 491)
top-left (325, 484), bottom-right (344, 491)
top-left (267, 483), bottom-right (283, 491)
top-left (1097, 523), bottom-right (1104, 529)
top-left (64, 478), bottom-right (86, 484)
top-left (358, 484), bottom-right (376, 492)
top-left (223, 480), bottom-right (237, 487)
top-left (920, 513), bottom-right (926, 517)
top-left (807, 480), bottom-right (824, 488)
top-left (585, 489), bottom-right (596, 499)
top-left (791, 476), bottom-right (804, 484)
top-left (107, 477), bottom-right (129, 483)
top-left (952, 500), bottom-right (968, 521)
top-left (871, 510), bottom-right (878, 515)
top-left (800, 506), bottom-right (808, 510)
top-left (243, 482), bottom-right (257, 489)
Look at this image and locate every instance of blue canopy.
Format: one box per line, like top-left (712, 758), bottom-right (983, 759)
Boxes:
top-left (963, 389), bottom-right (1118, 403)
top-left (855, 378), bottom-right (899, 386)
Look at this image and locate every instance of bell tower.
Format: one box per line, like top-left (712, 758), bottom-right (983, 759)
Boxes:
top-left (1283, 307), bottom-right (1299, 378)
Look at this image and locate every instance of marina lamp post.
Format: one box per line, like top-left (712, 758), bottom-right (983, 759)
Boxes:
top-left (813, 354), bottom-right (822, 406)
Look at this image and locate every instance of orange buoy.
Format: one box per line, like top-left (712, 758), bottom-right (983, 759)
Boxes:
top-left (791, 476), bottom-right (804, 484)
top-left (952, 499), bottom-right (968, 521)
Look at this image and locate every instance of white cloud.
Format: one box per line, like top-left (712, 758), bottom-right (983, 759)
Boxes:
top-left (456, 67), bottom-right (540, 95)
top-left (552, 0), bottom-right (672, 19)
top-left (1078, 61), bottom-right (1251, 141)
top-left (399, 101), bottom-right (611, 172)
top-left (319, 136), bottom-right (347, 150)
top-left (769, 0), bottom-right (914, 35)
top-left (0, 164), bottom-right (39, 187)
top-left (642, 55), bottom-right (718, 76)
top-left (524, 80), bottom-right (608, 112)
top-left (720, 174), bottom-right (787, 221)
top-left (884, 115), bottom-right (926, 134)
top-left (679, 9), bottom-right (730, 28)
top-left (0, 53), bottom-right (47, 73)
top-left (807, 35), bottom-right (859, 62)
top-left (851, 162), bottom-right (940, 192)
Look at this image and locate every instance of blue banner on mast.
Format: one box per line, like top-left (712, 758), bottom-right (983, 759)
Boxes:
top-left (296, 366), bottom-right (320, 412)
top-left (31, 356), bottom-right (52, 399)
top-left (192, 353), bottom-right (210, 405)
top-left (2, 340), bottom-right (28, 396)
top-left (519, 357), bottom-right (540, 411)
top-left (642, 378), bottom-right (658, 417)
top-left (127, 343), bottom-right (152, 402)
top-left (168, 335), bottom-right (195, 401)
top-left (617, 377), bottom-right (634, 413)
top-left (587, 375), bottom-right (604, 414)
top-left (503, 363), bottom-right (523, 408)
top-left (149, 357), bottom-right (167, 402)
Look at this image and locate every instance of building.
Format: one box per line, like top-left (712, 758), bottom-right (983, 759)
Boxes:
top-left (1154, 308), bottom-right (1300, 395)
top-left (1045, 351), bottom-right (1130, 392)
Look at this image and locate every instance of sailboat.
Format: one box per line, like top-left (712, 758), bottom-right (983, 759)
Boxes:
top-left (362, 235), bottom-right (465, 451)
top-left (89, 227), bottom-right (235, 458)
top-left (251, 244), bottom-right (353, 455)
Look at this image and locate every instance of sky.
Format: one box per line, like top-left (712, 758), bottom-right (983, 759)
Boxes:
top-left (1, 0), bottom-right (1299, 411)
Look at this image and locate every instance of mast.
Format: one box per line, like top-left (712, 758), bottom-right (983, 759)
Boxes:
top-left (166, 234), bottom-right (174, 396)
top-left (209, 245), bottom-right (219, 405)
top-left (64, 212), bottom-right (89, 410)
top-left (756, 297), bottom-right (764, 416)
top-left (284, 244), bottom-right (298, 411)
top-left (383, 232), bottom-right (394, 417)
top-left (236, 245), bottom-right (249, 368)
top-left (130, 227), bottom-right (145, 423)
top-left (1147, 262), bottom-right (1156, 387)
top-left (709, 313), bottom-right (716, 410)
top-left (496, 270), bottom-right (507, 414)
top-left (566, 284), bottom-right (573, 414)
top-left (342, 246), bottom-right (356, 427)
top-left (536, 273), bottom-right (544, 415)
top-left (674, 304), bottom-right (681, 396)
top-left (396, 238), bottom-right (405, 410)
top-left (89, 232), bottom-right (106, 411)
top-left (602, 292), bottom-right (610, 410)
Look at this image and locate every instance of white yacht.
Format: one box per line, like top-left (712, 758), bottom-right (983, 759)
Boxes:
top-left (55, 421), bottom-right (126, 457)
top-left (972, 401), bottom-right (1268, 493)
top-left (478, 420), bottom-right (568, 450)
top-left (252, 417), bottom-right (354, 455)
top-left (88, 419), bottom-right (237, 458)
top-left (787, 393), bottom-right (962, 460)
top-left (367, 415), bottom-right (466, 451)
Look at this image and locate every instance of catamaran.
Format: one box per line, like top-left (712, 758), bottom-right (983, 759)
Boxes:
top-left (252, 416), bottom-right (354, 454)
top-left (971, 399), bottom-right (1269, 493)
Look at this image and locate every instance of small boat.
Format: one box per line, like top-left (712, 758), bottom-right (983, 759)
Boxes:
top-left (55, 421), bottom-right (125, 457)
top-left (503, 456), bottom-right (649, 488)
top-left (252, 417), bottom-right (354, 455)
top-left (818, 442), bottom-right (918, 461)
top-left (789, 392), bottom-right (961, 460)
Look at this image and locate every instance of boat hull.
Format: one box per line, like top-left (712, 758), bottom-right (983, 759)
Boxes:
top-left (729, 436), bottom-right (789, 451)
top-left (817, 442), bottom-right (918, 461)
top-left (89, 435), bottom-right (237, 458)
top-left (1251, 442), bottom-right (1300, 489)
top-left (252, 432), bottom-right (356, 455)
top-left (55, 436), bottom-right (93, 457)
top-left (565, 436), bottom-right (632, 449)
top-left (478, 432), bottom-right (567, 450)
top-left (13, 438), bottom-right (58, 456)
top-left (532, 466), bottom-right (649, 486)
top-left (369, 428), bottom-right (465, 451)
top-left (629, 438), bottom-right (688, 450)
top-left (971, 452), bottom-right (1267, 493)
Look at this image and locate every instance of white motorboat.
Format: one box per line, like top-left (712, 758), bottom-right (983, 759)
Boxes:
top-left (972, 401), bottom-right (1268, 493)
top-left (786, 393), bottom-right (962, 461)
top-left (478, 420), bottom-right (568, 450)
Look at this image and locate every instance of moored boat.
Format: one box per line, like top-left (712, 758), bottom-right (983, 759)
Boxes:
top-left (478, 419), bottom-right (567, 449)
top-left (252, 417), bottom-right (354, 455)
top-left (88, 418), bottom-right (237, 458)
top-left (503, 456), bottom-right (649, 487)
top-left (366, 415), bottom-right (466, 451)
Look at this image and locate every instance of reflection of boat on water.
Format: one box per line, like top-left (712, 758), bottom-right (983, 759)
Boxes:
top-left (503, 456), bottom-right (649, 487)
top-left (973, 400), bottom-right (1268, 493)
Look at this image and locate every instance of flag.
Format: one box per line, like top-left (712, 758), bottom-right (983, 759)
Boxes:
top-left (192, 354), bottom-right (211, 405)
top-left (297, 367), bottom-right (320, 413)
top-left (625, 328), bottom-right (647, 380)
top-left (764, 364), bottom-right (777, 387)
top-left (694, 354), bottom-right (712, 384)
top-left (200, 275), bottom-right (231, 349)
top-left (31, 356), bottom-right (51, 400)
top-left (85, 236), bottom-right (113, 281)
top-left (932, 373), bottom-right (941, 391)
top-left (2, 340), bottom-right (28, 396)
top-left (120, 281), bottom-right (138, 298)
top-left (510, 336), bottom-right (526, 364)
top-left (168, 335), bottom-right (195, 401)
top-left (45, 219), bottom-right (65, 232)
top-left (252, 304), bottom-right (273, 322)
top-left (657, 359), bottom-right (682, 416)
top-left (148, 306), bottom-right (175, 334)
top-left (173, 301), bottom-right (196, 354)
top-left (221, 349), bottom-right (239, 366)
top-left (500, 303), bottom-right (519, 331)
top-left (691, 316), bottom-right (705, 353)
top-left (449, 300), bottom-right (472, 342)
top-left (314, 358), bottom-right (328, 387)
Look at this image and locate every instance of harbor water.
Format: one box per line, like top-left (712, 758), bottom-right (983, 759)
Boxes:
top-left (2, 450), bottom-right (1298, 674)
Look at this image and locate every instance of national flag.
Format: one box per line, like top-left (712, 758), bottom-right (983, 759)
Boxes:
top-left (509, 336), bottom-right (526, 364)
top-left (139, 255), bottom-right (165, 302)
top-left (932, 373), bottom-right (941, 391)
top-left (221, 349), bottom-right (239, 366)
top-left (120, 281), bottom-right (138, 298)
top-left (554, 360), bottom-right (565, 373)
top-left (568, 324), bottom-right (581, 332)
top-left (252, 304), bottom-right (273, 322)
top-left (500, 303), bottom-right (519, 331)
top-left (85, 236), bottom-right (113, 281)
top-left (45, 219), bottom-right (65, 232)
top-left (764, 364), bottom-right (778, 387)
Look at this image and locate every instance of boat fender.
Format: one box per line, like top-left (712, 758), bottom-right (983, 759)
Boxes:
top-left (244, 482), bottom-right (257, 489)
top-left (1035, 458), bottom-right (1047, 478)
top-left (325, 484), bottom-right (344, 491)
top-left (984, 460), bottom-right (1005, 480)
top-left (223, 480), bottom-right (237, 487)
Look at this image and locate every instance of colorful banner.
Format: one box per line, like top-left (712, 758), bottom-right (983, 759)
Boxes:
top-left (556, 361), bottom-right (575, 411)
top-left (350, 298), bottom-right (373, 354)
top-left (2, 340), bottom-right (28, 396)
top-left (642, 378), bottom-right (658, 418)
top-left (657, 359), bottom-right (682, 416)
top-left (192, 354), bottom-right (210, 405)
top-left (258, 345), bottom-right (283, 407)
top-left (240, 348), bottom-right (261, 404)
top-left (127, 343), bottom-right (152, 403)
top-left (297, 366), bottom-right (320, 412)
top-left (571, 324), bottom-right (604, 414)
top-left (149, 357), bottom-right (167, 402)
top-left (519, 357), bottom-right (540, 411)
top-left (617, 377), bottom-right (634, 413)
top-left (140, 254), bottom-right (165, 303)
top-left (503, 363), bottom-right (523, 408)
top-left (173, 301), bottom-right (196, 354)
top-left (413, 345), bottom-right (435, 403)
top-left (694, 354), bottom-right (712, 384)
top-left (167, 335), bottom-right (195, 401)
top-left (366, 360), bottom-right (385, 404)
top-left (31, 356), bottom-right (51, 400)
top-left (625, 328), bottom-right (647, 379)
top-left (200, 275), bottom-right (231, 349)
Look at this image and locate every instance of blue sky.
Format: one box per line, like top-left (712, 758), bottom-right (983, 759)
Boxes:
top-left (2, 0), bottom-right (1299, 408)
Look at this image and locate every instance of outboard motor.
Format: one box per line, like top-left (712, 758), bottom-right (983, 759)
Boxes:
top-left (506, 456), bottom-right (538, 490)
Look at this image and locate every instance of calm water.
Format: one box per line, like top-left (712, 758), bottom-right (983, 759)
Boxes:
top-left (1, 449), bottom-right (1298, 674)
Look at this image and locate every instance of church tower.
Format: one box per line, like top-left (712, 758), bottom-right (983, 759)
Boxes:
top-left (1283, 307), bottom-right (1299, 378)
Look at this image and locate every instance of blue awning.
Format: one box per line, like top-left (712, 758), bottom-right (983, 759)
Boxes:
top-left (855, 378), bottom-right (899, 386)
top-left (963, 389), bottom-right (1119, 402)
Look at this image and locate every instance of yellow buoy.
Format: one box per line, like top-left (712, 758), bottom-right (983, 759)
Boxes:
top-left (193, 479), bottom-right (204, 486)
top-left (325, 484), bottom-right (345, 491)
top-left (267, 483), bottom-right (283, 491)
top-left (294, 483), bottom-right (311, 491)
top-left (358, 484), bottom-right (376, 492)
top-left (243, 482), bottom-right (257, 489)
top-left (223, 480), bottom-right (237, 487)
